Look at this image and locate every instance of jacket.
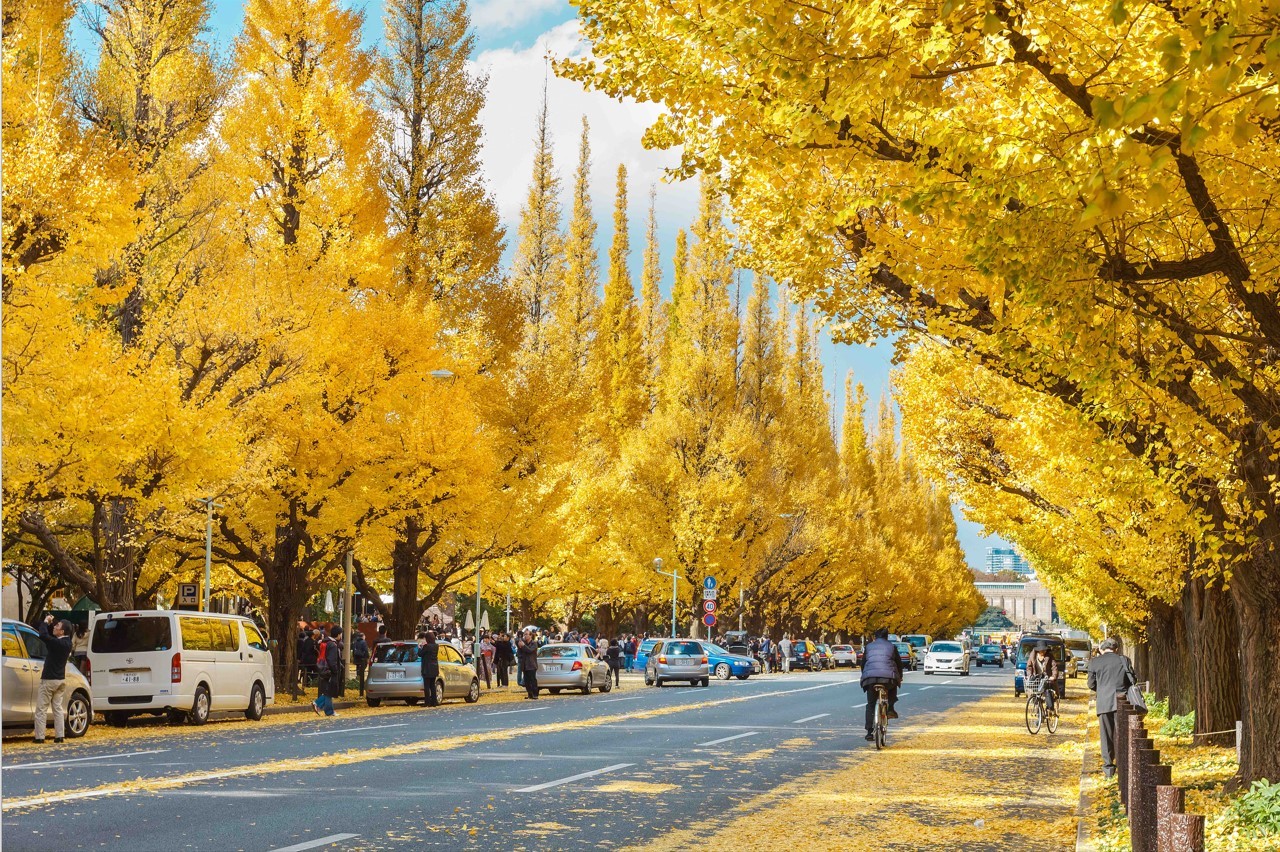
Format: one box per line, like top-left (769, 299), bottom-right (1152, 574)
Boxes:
top-left (1087, 651), bottom-right (1135, 715)
top-left (1027, 651), bottom-right (1060, 682)
top-left (351, 633), bottom-right (369, 663)
top-left (420, 640), bottom-right (440, 680)
top-left (859, 637), bottom-right (903, 683)
top-left (517, 638), bottom-right (539, 672)
top-left (37, 622), bottom-right (73, 681)
top-left (605, 644), bottom-right (622, 668)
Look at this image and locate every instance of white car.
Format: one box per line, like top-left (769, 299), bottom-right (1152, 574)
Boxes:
top-left (89, 610), bottom-right (275, 726)
top-left (829, 644), bottom-right (859, 667)
top-left (922, 640), bottom-right (970, 676)
top-left (1065, 638), bottom-right (1092, 677)
top-left (2, 619), bottom-right (94, 738)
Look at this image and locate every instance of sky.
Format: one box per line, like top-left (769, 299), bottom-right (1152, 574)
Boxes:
top-left (88, 0), bottom-right (1013, 570)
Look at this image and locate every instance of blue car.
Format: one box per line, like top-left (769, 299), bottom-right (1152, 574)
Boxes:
top-left (698, 641), bottom-right (758, 680)
top-left (634, 638), bottom-right (661, 672)
top-left (1013, 634), bottom-right (1067, 698)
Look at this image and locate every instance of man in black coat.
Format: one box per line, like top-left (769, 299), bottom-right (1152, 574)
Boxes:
top-left (1087, 637), bottom-right (1136, 778)
top-left (34, 616), bottom-right (74, 743)
top-left (493, 632), bottom-right (513, 688)
top-left (517, 629), bottom-right (540, 699)
top-left (420, 632), bottom-right (441, 706)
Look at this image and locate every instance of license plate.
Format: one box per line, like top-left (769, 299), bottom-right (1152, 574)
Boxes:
top-left (122, 673), bottom-right (141, 684)
top-left (543, 664), bottom-right (560, 671)
top-left (387, 671), bottom-right (404, 680)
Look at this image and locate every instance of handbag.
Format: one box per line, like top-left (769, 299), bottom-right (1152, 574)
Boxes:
top-left (1125, 683), bottom-right (1148, 712)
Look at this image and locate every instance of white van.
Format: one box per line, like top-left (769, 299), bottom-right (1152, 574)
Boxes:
top-left (88, 610), bottom-right (275, 726)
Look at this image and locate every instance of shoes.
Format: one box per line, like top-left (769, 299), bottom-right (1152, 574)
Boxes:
top-left (33, 739), bottom-right (45, 744)
top-left (887, 710), bottom-right (899, 719)
top-left (1103, 767), bottom-right (1116, 779)
top-left (864, 733), bottom-right (875, 741)
top-left (329, 711), bottom-right (340, 717)
top-left (54, 737), bottom-right (64, 743)
top-left (311, 702), bottom-right (322, 716)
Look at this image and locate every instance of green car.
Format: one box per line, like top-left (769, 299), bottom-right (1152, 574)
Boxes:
top-left (975, 643), bottom-right (1004, 667)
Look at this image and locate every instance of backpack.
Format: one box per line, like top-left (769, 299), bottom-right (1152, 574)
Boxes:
top-left (314, 639), bottom-right (332, 673)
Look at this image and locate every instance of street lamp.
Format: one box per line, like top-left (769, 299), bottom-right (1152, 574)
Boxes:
top-left (197, 497), bottom-right (223, 612)
top-left (653, 557), bottom-right (680, 638)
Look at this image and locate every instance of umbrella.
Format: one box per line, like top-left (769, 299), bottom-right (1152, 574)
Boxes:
top-left (480, 611), bottom-right (490, 630)
top-left (464, 610), bottom-right (475, 631)
top-left (323, 590), bottom-right (334, 613)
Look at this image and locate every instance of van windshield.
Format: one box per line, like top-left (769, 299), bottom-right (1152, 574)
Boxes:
top-left (92, 617), bottom-right (173, 653)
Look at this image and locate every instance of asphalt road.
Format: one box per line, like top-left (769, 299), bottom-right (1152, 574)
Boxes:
top-left (1, 665), bottom-right (1025, 850)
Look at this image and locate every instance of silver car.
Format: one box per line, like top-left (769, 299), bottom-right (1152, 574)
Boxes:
top-left (365, 640), bottom-right (481, 706)
top-left (536, 643), bottom-right (612, 695)
top-left (644, 639), bottom-right (710, 687)
top-left (2, 618), bottom-right (94, 738)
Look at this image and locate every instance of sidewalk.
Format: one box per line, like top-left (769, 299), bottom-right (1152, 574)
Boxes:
top-left (628, 690), bottom-right (1085, 852)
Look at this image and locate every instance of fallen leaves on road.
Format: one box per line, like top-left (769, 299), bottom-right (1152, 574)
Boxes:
top-left (596, 780), bottom-right (678, 794)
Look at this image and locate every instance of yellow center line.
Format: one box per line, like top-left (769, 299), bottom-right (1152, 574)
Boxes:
top-left (4, 681), bottom-right (850, 811)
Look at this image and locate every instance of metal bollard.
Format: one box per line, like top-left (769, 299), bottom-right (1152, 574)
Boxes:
top-left (1133, 757), bottom-right (1169, 852)
top-left (1168, 814), bottom-right (1205, 852)
top-left (1156, 784), bottom-right (1185, 852)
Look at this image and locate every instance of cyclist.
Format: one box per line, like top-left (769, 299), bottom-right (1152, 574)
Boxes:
top-left (1027, 642), bottom-right (1061, 714)
top-left (860, 627), bottom-right (903, 740)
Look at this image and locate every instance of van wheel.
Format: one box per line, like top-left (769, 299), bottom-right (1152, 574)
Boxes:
top-left (104, 711), bottom-right (130, 727)
top-left (245, 683), bottom-right (266, 721)
top-left (66, 691), bottom-right (92, 737)
top-left (366, 696), bottom-right (382, 707)
top-left (188, 685), bottom-right (211, 725)
top-left (466, 678), bottom-right (480, 703)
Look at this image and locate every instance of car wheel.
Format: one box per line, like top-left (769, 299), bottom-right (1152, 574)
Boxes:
top-left (600, 676), bottom-right (612, 693)
top-left (644, 673), bottom-right (654, 686)
top-left (66, 691), bottom-right (92, 737)
top-left (550, 688), bottom-right (562, 695)
top-left (701, 678), bottom-right (710, 687)
top-left (366, 696), bottom-right (382, 707)
top-left (466, 678), bottom-right (480, 703)
top-left (105, 710), bottom-right (130, 727)
top-left (245, 683), bottom-right (266, 721)
top-left (188, 685), bottom-right (211, 725)
top-left (656, 678), bottom-right (665, 688)
top-left (736, 674), bottom-right (749, 680)
top-left (999, 662), bottom-right (1004, 668)
top-left (976, 661), bottom-right (982, 667)
top-left (715, 663), bottom-right (731, 680)
top-left (436, 679), bottom-right (446, 703)
top-left (581, 674), bottom-right (592, 696)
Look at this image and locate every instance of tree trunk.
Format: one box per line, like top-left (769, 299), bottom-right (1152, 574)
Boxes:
top-left (389, 523), bottom-right (422, 639)
top-left (1182, 574), bottom-right (1240, 747)
top-left (1231, 563), bottom-right (1280, 784)
top-left (264, 522), bottom-right (313, 698)
top-left (1146, 600), bottom-right (1193, 715)
top-left (1132, 636), bottom-right (1149, 686)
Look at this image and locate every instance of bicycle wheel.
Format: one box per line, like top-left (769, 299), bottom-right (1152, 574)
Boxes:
top-left (1025, 696), bottom-right (1043, 734)
top-left (1046, 703), bottom-right (1059, 734)
top-left (876, 697), bottom-right (888, 749)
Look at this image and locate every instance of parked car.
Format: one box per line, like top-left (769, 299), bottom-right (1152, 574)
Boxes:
top-left (892, 641), bottom-right (917, 671)
top-left (721, 630), bottom-right (753, 658)
top-left (1013, 634), bottom-right (1068, 698)
top-left (814, 643), bottom-right (834, 670)
top-left (2, 618), bottom-right (94, 738)
top-left (89, 610), bottom-right (274, 726)
top-left (974, 644), bottom-right (1005, 667)
top-left (786, 640), bottom-right (823, 672)
top-left (634, 638), bottom-right (661, 672)
top-left (536, 643), bottom-right (612, 694)
top-left (901, 634), bottom-right (932, 664)
top-left (698, 641), bottom-right (757, 680)
top-left (1065, 638), bottom-right (1092, 677)
top-left (829, 644), bottom-right (859, 668)
top-left (922, 640), bottom-right (970, 676)
top-left (366, 640), bottom-right (481, 706)
top-left (645, 639), bottom-right (710, 687)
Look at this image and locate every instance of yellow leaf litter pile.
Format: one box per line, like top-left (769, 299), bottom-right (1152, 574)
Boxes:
top-left (628, 691), bottom-right (1083, 852)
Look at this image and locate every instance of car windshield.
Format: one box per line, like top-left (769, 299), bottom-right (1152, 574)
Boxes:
top-left (1066, 639), bottom-right (1091, 652)
top-left (91, 617), bottom-right (172, 653)
top-left (666, 642), bottom-right (702, 655)
top-left (539, 646), bottom-right (581, 658)
top-left (905, 636), bottom-right (927, 647)
top-left (832, 645), bottom-right (852, 652)
top-left (931, 643), bottom-right (962, 653)
top-left (980, 644), bottom-right (1001, 653)
top-left (894, 643), bottom-right (910, 654)
top-left (374, 644), bottom-right (419, 664)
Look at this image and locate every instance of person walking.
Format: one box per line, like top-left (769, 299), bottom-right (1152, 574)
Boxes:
top-left (298, 626), bottom-right (318, 689)
top-left (420, 631), bottom-right (441, 707)
top-left (760, 636), bottom-right (772, 674)
top-left (780, 635), bottom-right (792, 673)
top-left (351, 629), bottom-right (370, 697)
top-left (311, 627), bottom-right (341, 717)
top-left (478, 633), bottom-right (494, 689)
top-left (1087, 637), bottom-right (1136, 779)
top-left (494, 632), bottom-right (513, 688)
top-left (517, 629), bottom-right (540, 699)
top-left (33, 616), bottom-right (74, 743)
top-left (605, 638), bottom-right (623, 688)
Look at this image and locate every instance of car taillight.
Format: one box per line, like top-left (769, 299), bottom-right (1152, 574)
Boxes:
top-left (658, 656), bottom-right (668, 664)
top-left (571, 660), bottom-right (583, 671)
top-left (84, 657), bottom-right (91, 683)
top-left (171, 652), bottom-right (182, 683)
top-left (701, 657), bottom-right (708, 664)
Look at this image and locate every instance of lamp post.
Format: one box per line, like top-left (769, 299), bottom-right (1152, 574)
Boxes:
top-left (343, 550), bottom-right (354, 675)
top-left (473, 566), bottom-right (483, 643)
top-left (739, 587), bottom-right (745, 631)
top-left (653, 557), bottom-right (679, 638)
top-left (197, 497), bottom-right (223, 612)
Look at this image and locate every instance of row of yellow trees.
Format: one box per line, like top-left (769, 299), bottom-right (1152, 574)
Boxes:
top-left (566, 0), bottom-right (1280, 783)
top-left (2, 0), bottom-right (982, 690)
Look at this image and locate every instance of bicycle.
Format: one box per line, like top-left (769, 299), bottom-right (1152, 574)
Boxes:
top-left (1025, 676), bottom-right (1059, 735)
top-left (871, 684), bottom-right (890, 749)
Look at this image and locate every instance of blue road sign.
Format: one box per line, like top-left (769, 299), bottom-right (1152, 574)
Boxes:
top-left (703, 576), bottom-right (717, 591)
top-left (703, 613), bottom-right (717, 627)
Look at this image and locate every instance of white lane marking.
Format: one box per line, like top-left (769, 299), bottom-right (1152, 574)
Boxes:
top-left (699, 731), bottom-right (760, 747)
top-left (919, 686), bottom-right (935, 691)
top-left (515, 762), bottom-right (633, 793)
top-left (791, 713), bottom-right (830, 724)
top-left (852, 703), bottom-right (867, 709)
top-left (299, 724), bottom-right (405, 738)
top-left (600, 695), bottom-right (645, 703)
top-left (269, 833), bottom-right (359, 852)
top-left (484, 706), bottom-right (551, 716)
top-left (3, 749), bottom-right (170, 770)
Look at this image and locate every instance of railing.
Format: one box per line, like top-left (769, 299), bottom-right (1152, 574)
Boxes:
top-left (1115, 693), bottom-right (1205, 852)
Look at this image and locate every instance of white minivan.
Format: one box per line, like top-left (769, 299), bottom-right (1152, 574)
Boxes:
top-left (88, 610), bottom-right (274, 726)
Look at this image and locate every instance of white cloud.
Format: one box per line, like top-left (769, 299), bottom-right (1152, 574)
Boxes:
top-left (471, 0), bottom-right (568, 34)
top-left (474, 20), bottom-right (699, 256)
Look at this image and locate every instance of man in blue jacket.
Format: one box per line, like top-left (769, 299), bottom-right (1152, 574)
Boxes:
top-left (859, 628), bottom-right (903, 740)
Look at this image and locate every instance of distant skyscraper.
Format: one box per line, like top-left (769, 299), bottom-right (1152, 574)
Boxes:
top-left (986, 547), bottom-right (1033, 577)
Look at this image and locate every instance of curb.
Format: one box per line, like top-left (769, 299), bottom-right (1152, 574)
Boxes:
top-left (1077, 703), bottom-right (1098, 852)
top-left (262, 699), bottom-right (359, 717)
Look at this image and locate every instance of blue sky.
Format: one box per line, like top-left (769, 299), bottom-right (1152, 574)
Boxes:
top-left (88, 0), bottom-right (1011, 569)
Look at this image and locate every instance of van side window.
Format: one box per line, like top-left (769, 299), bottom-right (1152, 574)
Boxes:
top-left (2, 626), bottom-right (23, 657)
top-left (244, 624), bottom-right (268, 652)
top-left (16, 626), bottom-right (46, 660)
top-left (212, 620), bottom-right (238, 652)
top-left (179, 617), bottom-right (212, 651)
